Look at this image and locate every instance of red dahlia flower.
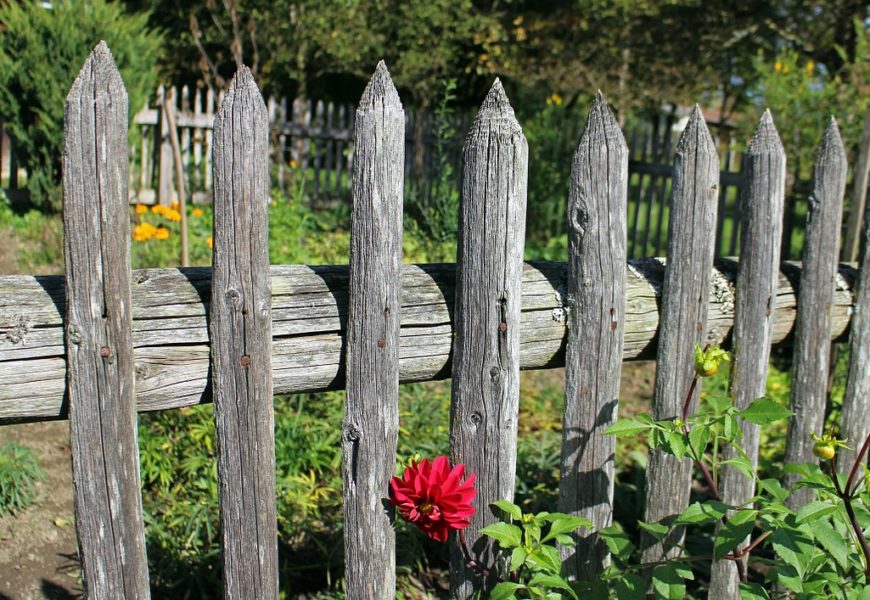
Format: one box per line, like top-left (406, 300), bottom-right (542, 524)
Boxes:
top-left (388, 455), bottom-right (476, 542)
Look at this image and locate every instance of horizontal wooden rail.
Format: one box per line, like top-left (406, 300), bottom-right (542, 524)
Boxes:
top-left (0, 259), bottom-right (857, 424)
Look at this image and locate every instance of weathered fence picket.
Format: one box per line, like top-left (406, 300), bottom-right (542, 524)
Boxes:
top-left (708, 110), bottom-right (786, 599)
top-left (210, 67), bottom-right (278, 598)
top-left (62, 43), bottom-right (150, 597)
top-left (783, 119), bottom-right (848, 509)
top-left (641, 107), bottom-right (719, 565)
top-left (449, 79), bottom-right (528, 597)
top-left (342, 62), bottom-right (404, 598)
top-left (558, 92), bottom-right (628, 579)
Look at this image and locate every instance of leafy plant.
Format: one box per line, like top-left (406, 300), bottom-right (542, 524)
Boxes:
top-left (0, 442), bottom-right (45, 515)
top-left (0, 0), bottom-right (162, 211)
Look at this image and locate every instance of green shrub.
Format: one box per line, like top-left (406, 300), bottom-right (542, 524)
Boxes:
top-left (0, 442), bottom-right (45, 515)
top-left (0, 0), bottom-right (162, 211)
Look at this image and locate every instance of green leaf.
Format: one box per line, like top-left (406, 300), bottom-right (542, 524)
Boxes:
top-left (759, 478), bottom-right (789, 503)
top-left (492, 499), bottom-right (523, 520)
top-left (739, 582), bottom-right (770, 600)
top-left (674, 500), bottom-right (729, 525)
top-left (771, 527), bottom-right (814, 577)
top-left (637, 520), bottom-right (669, 540)
top-left (490, 581), bottom-right (523, 600)
top-left (480, 522), bottom-right (522, 548)
top-left (704, 393), bottom-right (732, 414)
top-left (526, 545), bottom-right (561, 573)
top-left (544, 516), bottom-right (588, 540)
top-left (688, 426), bottom-right (710, 459)
top-left (528, 573), bottom-right (578, 599)
top-left (651, 564), bottom-right (686, 600)
top-left (665, 430), bottom-right (689, 461)
top-left (738, 397), bottom-right (793, 425)
top-left (612, 573), bottom-right (646, 600)
top-left (604, 418), bottom-right (654, 437)
top-left (795, 500), bottom-right (838, 524)
top-left (509, 546), bottom-right (528, 572)
top-left (554, 534), bottom-right (575, 546)
top-left (714, 510), bottom-right (756, 560)
top-left (599, 525), bottom-right (634, 561)
top-left (720, 456), bottom-right (755, 481)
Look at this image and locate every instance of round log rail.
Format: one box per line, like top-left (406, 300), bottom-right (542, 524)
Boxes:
top-left (0, 259), bottom-right (857, 424)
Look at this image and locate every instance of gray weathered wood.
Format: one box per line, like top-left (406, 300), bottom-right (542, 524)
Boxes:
top-left (641, 106), bottom-right (719, 565)
top-left (784, 118), bottom-right (848, 509)
top-left (342, 62), bottom-right (404, 599)
top-left (0, 260), bottom-right (858, 424)
top-left (841, 138), bottom-right (870, 469)
top-left (842, 106), bottom-right (870, 263)
top-left (62, 42), bottom-right (150, 599)
top-left (557, 92), bottom-right (627, 579)
top-left (210, 67), bottom-right (278, 599)
top-left (708, 110), bottom-right (786, 599)
top-left (449, 80), bottom-right (528, 598)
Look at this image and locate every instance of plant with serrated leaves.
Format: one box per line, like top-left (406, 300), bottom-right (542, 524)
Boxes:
top-left (0, 441), bottom-right (44, 515)
top-left (478, 500), bottom-right (589, 599)
top-left (601, 345), bottom-right (870, 599)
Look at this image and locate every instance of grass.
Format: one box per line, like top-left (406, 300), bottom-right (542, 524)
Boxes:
top-left (0, 442), bottom-right (45, 516)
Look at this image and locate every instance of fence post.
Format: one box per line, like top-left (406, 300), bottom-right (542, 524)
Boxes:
top-left (210, 66), bottom-right (278, 599)
top-left (342, 61), bottom-right (404, 599)
top-left (841, 132), bottom-right (870, 469)
top-left (558, 92), bottom-right (627, 579)
top-left (784, 118), bottom-right (848, 507)
top-left (641, 106), bottom-right (719, 566)
top-left (449, 79), bottom-right (528, 597)
top-left (157, 85), bottom-right (174, 205)
top-left (708, 110), bottom-right (786, 598)
top-left (842, 106), bottom-right (870, 263)
top-left (62, 42), bottom-right (150, 598)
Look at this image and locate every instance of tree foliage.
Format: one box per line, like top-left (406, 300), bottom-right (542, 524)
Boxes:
top-left (0, 0), bottom-right (163, 211)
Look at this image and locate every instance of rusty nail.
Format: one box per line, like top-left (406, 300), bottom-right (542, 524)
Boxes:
top-left (377, 339), bottom-right (386, 348)
top-left (100, 347), bottom-right (110, 358)
top-left (498, 322), bottom-right (507, 332)
top-left (240, 355), bottom-right (251, 366)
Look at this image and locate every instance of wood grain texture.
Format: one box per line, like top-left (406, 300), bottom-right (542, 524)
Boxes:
top-left (62, 42), bottom-right (150, 599)
top-left (841, 115), bottom-right (870, 469)
top-left (449, 80), bottom-right (528, 598)
top-left (0, 260), bottom-right (857, 424)
top-left (557, 93), bottom-right (627, 579)
top-left (784, 119), bottom-right (848, 509)
top-left (342, 62), bottom-right (403, 599)
top-left (210, 67), bottom-right (278, 599)
top-left (708, 111), bottom-right (786, 599)
top-left (641, 107), bottom-right (719, 566)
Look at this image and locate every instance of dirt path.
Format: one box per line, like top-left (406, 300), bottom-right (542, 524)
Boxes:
top-left (0, 422), bottom-right (80, 600)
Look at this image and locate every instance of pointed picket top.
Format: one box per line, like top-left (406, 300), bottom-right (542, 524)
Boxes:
top-left (817, 116), bottom-right (847, 163)
top-left (359, 60), bottom-right (402, 112)
top-left (67, 41), bottom-right (126, 106)
top-left (217, 65), bottom-right (266, 120)
top-left (675, 104), bottom-right (716, 155)
top-left (470, 78), bottom-right (522, 137)
top-left (578, 90), bottom-right (626, 151)
top-left (748, 109), bottom-right (785, 155)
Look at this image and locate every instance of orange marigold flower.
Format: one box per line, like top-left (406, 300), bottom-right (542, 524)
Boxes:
top-left (132, 223), bottom-right (156, 241)
top-left (388, 455), bottom-right (476, 542)
top-left (171, 200), bottom-right (180, 210)
top-left (135, 203), bottom-right (148, 214)
top-left (154, 227), bottom-right (170, 240)
top-left (151, 204), bottom-right (165, 215)
top-left (164, 209), bottom-right (182, 222)
top-left (191, 207), bottom-right (203, 217)
top-left (206, 236), bottom-right (213, 249)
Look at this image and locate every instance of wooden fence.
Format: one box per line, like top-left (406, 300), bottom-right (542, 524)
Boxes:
top-left (0, 42), bottom-right (869, 599)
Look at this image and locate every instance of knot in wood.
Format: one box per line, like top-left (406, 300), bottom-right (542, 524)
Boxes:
top-left (133, 271), bottom-right (150, 284)
top-left (468, 412), bottom-right (483, 428)
top-left (67, 326), bottom-right (82, 345)
top-left (343, 424), bottom-right (362, 443)
top-left (224, 288), bottom-right (242, 310)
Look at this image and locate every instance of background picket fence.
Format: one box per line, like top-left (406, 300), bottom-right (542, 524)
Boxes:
top-left (0, 42), bottom-right (868, 599)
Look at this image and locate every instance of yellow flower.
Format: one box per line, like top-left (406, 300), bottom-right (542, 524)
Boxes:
top-left (192, 207), bottom-right (203, 217)
top-left (132, 222), bottom-right (157, 242)
top-left (289, 159), bottom-right (298, 169)
top-left (171, 200), bottom-right (180, 211)
top-left (135, 203), bottom-right (147, 214)
top-left (774, 60), bottom-right (783, 73)
top-left (154, 227), bottom-right (170, 241)
top-left (806, 60), bottom-right (815, 76)
top-left (206, 236), bottom-right (213, 249)
top-left (151, 204), bottom-right (166, 215)
top-left (164, 209), bottom-right (182, 222)
top-left (546, 93), bottom-right (563, 107)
